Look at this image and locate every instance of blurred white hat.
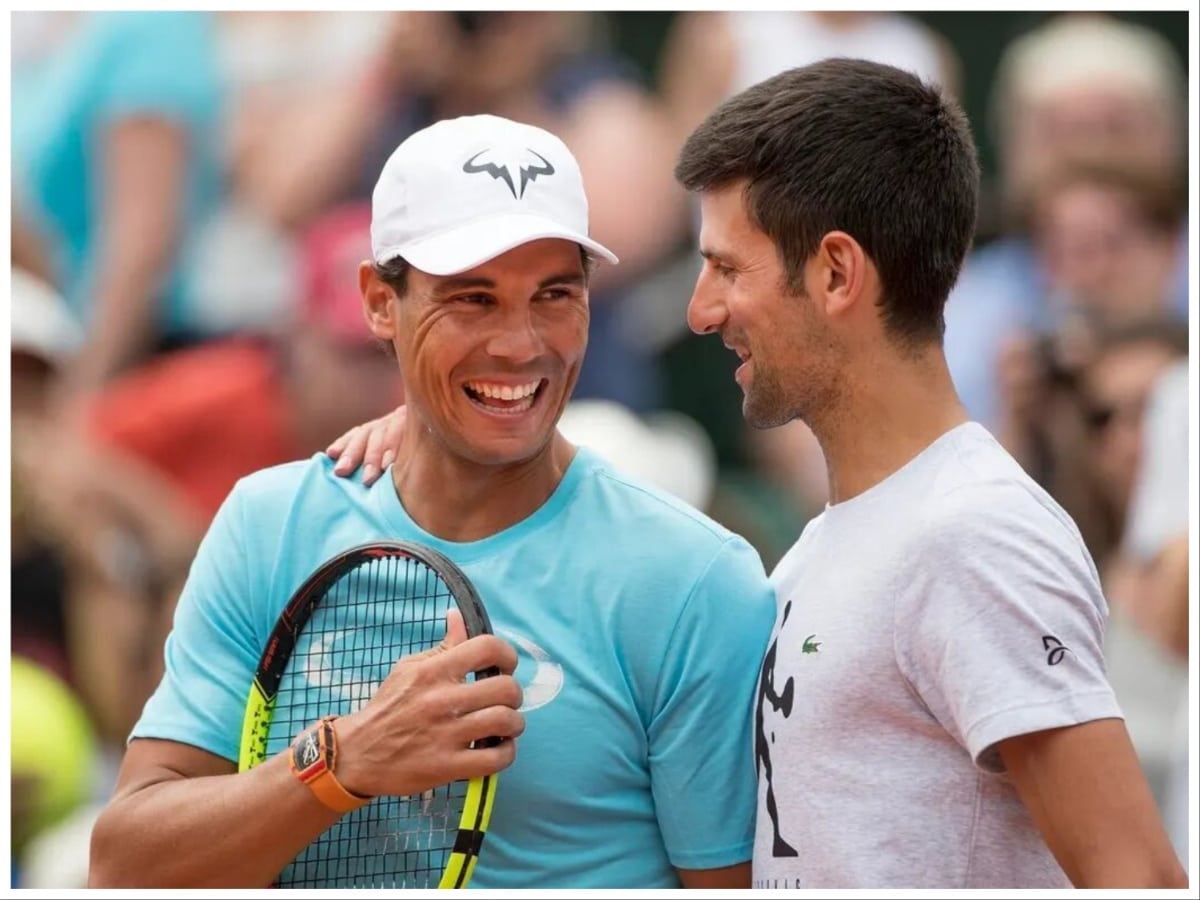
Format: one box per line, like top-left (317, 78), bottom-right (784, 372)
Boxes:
top-left (997, 13), bottom-right (1184, 115)
top-left (559, 400), bottom-right (717, 511)
top-left (11, 268), bottom-right (82, 366)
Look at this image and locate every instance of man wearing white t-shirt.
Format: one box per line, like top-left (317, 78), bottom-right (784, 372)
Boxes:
top-left (328, 60), bottom-right (1187, 889)
top-left (676, 59), bottom-right (1186, 889)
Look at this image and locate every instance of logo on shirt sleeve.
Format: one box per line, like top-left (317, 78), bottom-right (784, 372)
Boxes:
top-left (1042, 634), bottom-right (1071, 666)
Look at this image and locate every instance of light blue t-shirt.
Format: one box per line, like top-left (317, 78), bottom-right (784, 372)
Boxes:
top-left (133, 449), bottom-right (775, 887)
top-left (10, 12), bottom-right (221, 335)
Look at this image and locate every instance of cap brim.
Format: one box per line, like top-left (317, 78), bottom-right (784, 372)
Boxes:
top-left (375, 212), bottom-right (619, 276)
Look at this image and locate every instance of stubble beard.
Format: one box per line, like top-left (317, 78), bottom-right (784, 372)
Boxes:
top-left (742, 360), bottom-right (802, 429)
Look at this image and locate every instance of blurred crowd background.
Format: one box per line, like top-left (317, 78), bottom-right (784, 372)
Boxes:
top-left (7, 10), bottom-right (1192, 886)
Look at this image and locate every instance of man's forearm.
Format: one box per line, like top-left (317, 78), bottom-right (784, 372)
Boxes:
top-left (90, 750), bottom-right (342, 888)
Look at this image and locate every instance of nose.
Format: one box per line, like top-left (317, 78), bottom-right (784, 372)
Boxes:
top-left (686, 267), bottom-right (726, 336)
top-left (484, 305), bottom-right (543, 364)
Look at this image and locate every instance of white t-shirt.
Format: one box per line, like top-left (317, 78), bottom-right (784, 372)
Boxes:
top-left (752, 422), bottom-right (1123, 888)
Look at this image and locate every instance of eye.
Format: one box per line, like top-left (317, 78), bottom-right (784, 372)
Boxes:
top-left (456, 293), bottom-right (493, 306)
top-left (711, 261), bottom-right (736, 281)
top-left (538, 287), bottom-right (577, 302)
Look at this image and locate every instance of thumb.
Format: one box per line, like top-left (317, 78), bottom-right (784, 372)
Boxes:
top-left (439, 607), bottom-right (468, 651)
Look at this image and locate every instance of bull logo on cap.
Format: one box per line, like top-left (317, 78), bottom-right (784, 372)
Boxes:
top-left (462, 148), bottom-right (555, 199)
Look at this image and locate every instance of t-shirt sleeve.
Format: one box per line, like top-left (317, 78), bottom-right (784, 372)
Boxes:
top-left (893, 491), bottom-right (1124, 773)
top-left (95, 12), bottom-right (220, 124)
top-left (647, 536), bottom-right (775, 870)
top-left (130, 481), bottom-right (264, 762)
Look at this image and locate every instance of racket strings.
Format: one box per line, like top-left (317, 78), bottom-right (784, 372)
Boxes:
top-left (269, 554), bottom-right (462, 887)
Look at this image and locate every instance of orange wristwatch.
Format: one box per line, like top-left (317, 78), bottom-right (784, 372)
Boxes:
top-left (289, 716), bottom-right (371, 814)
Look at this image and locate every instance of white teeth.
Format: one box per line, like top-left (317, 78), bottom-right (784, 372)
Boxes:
top-left (465, 380), bottom-right (540, 400)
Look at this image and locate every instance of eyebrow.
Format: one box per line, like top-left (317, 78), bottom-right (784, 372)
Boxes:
top-left (699, 248), bottom-right (736, 266)
top-left (537, 271), bottom-right (587, 290)
top-left (430, 276), bottom-right (495, 299)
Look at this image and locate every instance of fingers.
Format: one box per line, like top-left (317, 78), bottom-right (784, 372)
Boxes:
top-left (455, 705), bottom-right (525, 746)
top-left (332, 426), bottom-right (369, 477)
top-left (326, 431), bottom-right (349, 461)
top-left (446, 740), bottom-right (519, 781)
top-left (447, 673), bottom-right (523, 715)
top-left (436, 634), bottom-right (519, 679)
top-left (361, 422), bottom-right (388, 486)
top-left (327, 407), bottom-right (407, 482)
top-left (362, 407), bottom-right (406, 485)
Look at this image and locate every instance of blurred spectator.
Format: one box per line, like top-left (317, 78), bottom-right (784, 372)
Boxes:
top-left (11, 270), bottom-right (83, 684)
top-left (1033, 162), bottom-right (1185, 330)
top-left (1075, 321), bottom-right (1188, 579)
top-left (1112, 360), bottom-right (1189, 659)
top-left (661, 11), bottom-right (959, 147)
top-left (945, 12), bottom-right (1188, 430)
top-left (995, 317), bottom-right (1187, 582)
top-left (10, 12), bottom-right (223, 402)
top-left (989, 13), bottom-right (1185, 225)
top-left (181, 11), bottom-right (391, 335)
top-left (1105, 360), bottom-right (1190, 869)
top-left (29, 204), bottom-right (403, 748)
top-left (227, 11), bottom-right (685, 411)
top-left (989, 158), bottom-right (1186, 481)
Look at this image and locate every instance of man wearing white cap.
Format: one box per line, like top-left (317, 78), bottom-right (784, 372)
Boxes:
top-left (90, 114), bottom-right (774, 888)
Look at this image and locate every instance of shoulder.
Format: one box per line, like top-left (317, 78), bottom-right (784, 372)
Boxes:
top-left (231, 451), bottom-right (367, 509)
top-left (576, 452), bottom-right (748, 553)
top-left (916, 425), bottom-right (1094, 573)
top-left (572, 453), bottom-right (772, 606)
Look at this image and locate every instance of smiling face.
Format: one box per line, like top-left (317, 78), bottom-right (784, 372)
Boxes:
top-left (687, 185), bottom-right (842, 429)
top-left (363, 238), bottom-right (589, 467)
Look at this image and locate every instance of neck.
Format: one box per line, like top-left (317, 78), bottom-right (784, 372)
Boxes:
top-left (390, 422), bottom-right (576, 542)
top-left (809, 344), bottom-right (969, 506)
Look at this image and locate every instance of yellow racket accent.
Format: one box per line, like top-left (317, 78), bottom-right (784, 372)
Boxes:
top-left (438, 772), bottom-right (498, 888)
top-left (237, 679), bottom-right (273, 772)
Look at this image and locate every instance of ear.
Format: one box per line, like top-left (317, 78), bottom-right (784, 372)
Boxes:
top-left (360, 261), bottom-right (398, 340)
top-left (813, 231), bottom-right (869, 320)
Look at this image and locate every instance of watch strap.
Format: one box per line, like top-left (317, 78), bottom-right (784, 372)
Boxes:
top-left (290, 717), bottom-right (370, 814)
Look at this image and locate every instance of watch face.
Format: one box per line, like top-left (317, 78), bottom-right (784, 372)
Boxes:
top-left (293, 726), bottom-right (325, 776)
top-left (301, 730), bottom-right (321, 767)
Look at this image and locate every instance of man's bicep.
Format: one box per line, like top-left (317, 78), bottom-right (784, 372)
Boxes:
top-left (997, 718), bottom-right (1186, 888)
top-left (114, 737), bottom-right (237, 800)
top-left (677, 861), bottom-right (751, 889)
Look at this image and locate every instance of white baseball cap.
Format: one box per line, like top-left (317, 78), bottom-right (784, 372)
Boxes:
top-left (370, 114), bottom-right (619, 275)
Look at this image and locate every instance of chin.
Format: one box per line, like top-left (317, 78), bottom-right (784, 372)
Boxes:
top-left (462, 432), bottom-right (557, 468)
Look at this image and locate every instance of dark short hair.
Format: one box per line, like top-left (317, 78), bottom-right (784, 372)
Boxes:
top-left (373, 245), bottom-right (597, 297)
top-left (675, 58), bottom-right (980, 346)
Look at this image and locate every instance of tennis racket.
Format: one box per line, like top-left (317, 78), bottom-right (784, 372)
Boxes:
top-left (237, 540), bottom-right (499, 888)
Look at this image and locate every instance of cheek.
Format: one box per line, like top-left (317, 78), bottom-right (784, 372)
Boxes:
top-left (546, 306), bottom-right (590, 364)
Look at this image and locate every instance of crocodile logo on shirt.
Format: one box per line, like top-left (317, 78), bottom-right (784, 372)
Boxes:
top-left (801, 634), bottom-right (821, 654)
